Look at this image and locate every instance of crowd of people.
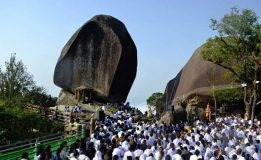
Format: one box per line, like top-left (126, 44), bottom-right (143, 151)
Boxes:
top-left (64, 105), bottom-right (82, 113)
top-left (24, 104), bottom-right (261, 160)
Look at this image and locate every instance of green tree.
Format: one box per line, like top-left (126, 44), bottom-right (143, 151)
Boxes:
top-left (201, 8), bottom-right (261, 120)
top-left (215, 87), bottom-right (244, 105)
top-left (0, 53), bottom-right (34, 101)
top-left (0, 104), bottom-right (62, 145)
top-left (24, 86), bottom-right (57, 107)
top-left (0, 54), bottom-right (60, 145)
top-left (147, 92), bottom-right (164, 116)
top-left (0, 67), bottom-right (4, 99)
top-left (0, 54), bottom-right (57, 107)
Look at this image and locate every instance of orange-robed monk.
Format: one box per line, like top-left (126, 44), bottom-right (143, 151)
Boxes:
top-left (205, 103), bottom-right (211, 121)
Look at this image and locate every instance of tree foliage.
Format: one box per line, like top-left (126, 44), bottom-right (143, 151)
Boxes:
top-left (215, 87), bottom-right (244, 105)
top-left (201, 8), bottom-right (260, 82)
top-left (0, 54), bottom-right (60, 145)
top-left (0, 103), bottom-right (62, 145)
top-left (24, 86), bottom-right (57, 107)
top-left (0, 54), bottom-right (34, 100)
top-left (147, 92), bottom-right (164, 116)
top-left (0, 54), bottom-right (57, 107)
top-left (201, 8), bottom-right (261, 119)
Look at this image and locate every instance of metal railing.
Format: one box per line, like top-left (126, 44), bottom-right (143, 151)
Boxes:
top-left (0, 133), bottom-right (62, 152)
top-left (0, 131), bottom-right (85, 160)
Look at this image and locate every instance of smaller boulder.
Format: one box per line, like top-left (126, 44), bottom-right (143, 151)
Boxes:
top-left (57, 90), bottom-right (77, 106)
top-left (160, 112), bottom-right (174, 125)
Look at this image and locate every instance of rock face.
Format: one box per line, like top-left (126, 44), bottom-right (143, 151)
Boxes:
top-left (54, 15), bottom-right (137, 104)
top-left (163, 46), bottom-right (232, 113)
top-left (173, 105), bottom-right (187, 122)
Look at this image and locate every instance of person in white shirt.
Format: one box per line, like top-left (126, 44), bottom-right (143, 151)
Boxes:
top-left (78, 154), bottom-right (90, 160)
top-left (93, 149), bottom-right (102, 160)
top-left (139, 153), bottom-right (147, 160)
top-left (204, 132), bottom-right (212, 143)
top-left (60, 142), bottom-right (69, 160)
top-left (173, 136), bottom-right (181, 147)
top-left (69, 152), bottom-right (78, 160)
top-left (147, 133), bottom-right (155, 147)
top-left (102, 105), bottom-right (107, 111)
top-left (236, 148), bottom-right (246, 160)
top-left (190, 150), bottom-right (201, 160)
top-left (256, 140), bottom-right (261, 151)
top-left (144, 145), bottom-right (153, 157)
top-left (134, 144), bottom-right (144, 158)
top-left (112, 146), bottom-right (124, 159)
top-left (145, 153), bottom-right (156, 160)
top-left (143, 129), bottom-right (149, 137)
top-left (173, 149), bottom-right (182, 160)
top-left (252, 148), bottom-right (261, 160)
top-left (154, 147), bottom-right (164, 160)
top-left (167, 143), bottom-right (175, 157)
top-left (122, 138), bottom-right (130, 152)
top-left (123, 145), bottom-right (135, 160)
top-left (204, 146), bottom-right (213, 160)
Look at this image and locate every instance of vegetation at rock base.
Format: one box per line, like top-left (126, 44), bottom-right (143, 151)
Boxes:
top-left (0, 54), bottom-right (60, 145)
top-left (147, 92), bottom-right (164, 117)
top-left (201, 8), bottom-right (261, 120)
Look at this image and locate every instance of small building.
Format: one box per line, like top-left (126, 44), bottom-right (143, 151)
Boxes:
top-left (75, 86), bottom-right (93, 103)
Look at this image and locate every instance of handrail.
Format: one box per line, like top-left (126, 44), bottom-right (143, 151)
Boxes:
top-left (0, 133), bottom-right (62, 151)
top-left (0, 131), bottom-right (85, 160)
top-left (0, 105), bottom-right (91, 159)
top-left (25, 106), bottom-right (92, 128)
top-left (0, 133), bottom-right (63, 153)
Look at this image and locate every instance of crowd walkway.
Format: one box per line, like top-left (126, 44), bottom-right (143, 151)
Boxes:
top-left (13, 106), bottom-right (261, 160)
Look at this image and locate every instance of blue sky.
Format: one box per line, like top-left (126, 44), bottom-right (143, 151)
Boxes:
top-left (0, 1), bottom-right (260, 112)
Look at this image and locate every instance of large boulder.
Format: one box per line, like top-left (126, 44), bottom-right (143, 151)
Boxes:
top-left (54, 15), bottom-right (137, 104)
top-left (163, 46), bottom-right (232, 113)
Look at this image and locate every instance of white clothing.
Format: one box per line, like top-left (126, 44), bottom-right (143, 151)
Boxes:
top-left (93, 150), bottom-right (102, 160)
top-left (237, 155), bottom-right (246, 160)
top-left (144, 148), bottom-right (153, 156)
top-left (78, 154), bottom-right (90, 160)
top-left (173, 138), bottom-right (180, 147)
top-left (167, 149), bottom-right (175, 157)
top-left (134, 149), bottom-right (144, 157)
top-left (122, 140), bottom-right (130, 151)
top-left (123, 151), bottom-right (134, 160)
top-left (154, 151), bottom-right (162, 160)
top-left (190, 155), bottom-right (198, 160)
top-left (112, 147), bottom-right (124, 158)
top-left (253, 152), bottom-right (261, 160)
top-left (173, 154), bottom-right (182, 160)
top-left (146, 156), bottom-right (156, 160)
top-left (102, 105), bottom-right (107, 110)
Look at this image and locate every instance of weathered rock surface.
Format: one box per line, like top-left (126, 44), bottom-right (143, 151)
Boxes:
top-left (54, 15), bottom-right (137, 104)
top-left (163, 46), bottom-right (232, 112)
top-left (160, 111), bottom-right (174, 125)
top-left (159, 106), bottom-right (187, 124)
top-left (57, 90), bottom-right (77, 106)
